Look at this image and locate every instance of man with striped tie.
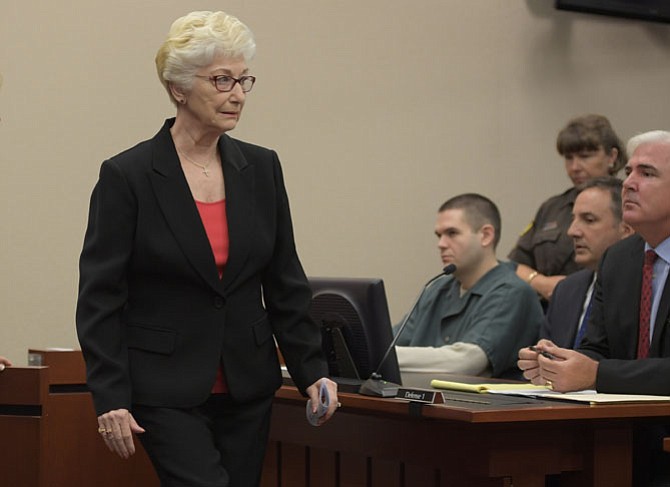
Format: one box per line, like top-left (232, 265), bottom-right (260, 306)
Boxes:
top-left (518, 130), bottom-right (670, 486)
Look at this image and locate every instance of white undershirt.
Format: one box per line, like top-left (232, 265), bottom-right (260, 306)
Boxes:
top-left (395, 342), bottom-right (491, 376)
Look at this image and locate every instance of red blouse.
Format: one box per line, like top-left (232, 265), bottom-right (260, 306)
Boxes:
top-left (195, 199), bottom-right (229, 393)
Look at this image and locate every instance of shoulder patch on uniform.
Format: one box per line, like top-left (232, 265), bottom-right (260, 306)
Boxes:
top-left (519, 221), bottom-right (533, 236)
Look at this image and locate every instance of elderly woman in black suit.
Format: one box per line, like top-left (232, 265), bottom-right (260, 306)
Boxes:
top-left (76, 11), bottom-right (338, 486)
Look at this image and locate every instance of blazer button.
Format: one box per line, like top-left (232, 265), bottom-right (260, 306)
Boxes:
top-left (213, 296), bottom-right (225, 309)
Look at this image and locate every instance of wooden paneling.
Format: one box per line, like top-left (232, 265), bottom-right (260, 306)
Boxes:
top-left (262, 386), bottom-right (670, 487)
top-left (3, 352), bottom-right (668, 487)
top-left (28, 349), bottom-right (86, 385)
top-left (0, 416), bottom-right (43, 487)
top-left (0, 350), bottom-right (159, 487)
top-left (0, 366), bottom-right (47, 405)
top-left (309, 448), bottom-right (337, 487)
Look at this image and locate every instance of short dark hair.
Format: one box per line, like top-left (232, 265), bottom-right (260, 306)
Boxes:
top-left (556, 114), bottom-right (626, 174)
top-left (438, 193), bottom-right (501, 249)
top-left (576, 176), bottom-right (624, 222)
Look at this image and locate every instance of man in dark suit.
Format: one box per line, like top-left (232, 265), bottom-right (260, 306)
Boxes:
top-left (519, 130), bottom-right (670, 485)
top-left (542, 177), bottom-right (632, 348)
top-left (520, 130), bottom-right (670, 392)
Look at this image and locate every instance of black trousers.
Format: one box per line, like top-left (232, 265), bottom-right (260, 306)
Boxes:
top-left (633, 424), bottom-right (670, 487)
top-left (133, 393), bottom-right (274, 487)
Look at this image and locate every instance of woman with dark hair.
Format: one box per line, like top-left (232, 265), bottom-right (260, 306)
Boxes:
top-left (508, 114), bottom-right (626, 301)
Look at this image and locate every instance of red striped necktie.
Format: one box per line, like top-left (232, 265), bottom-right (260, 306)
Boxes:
top-left (637, 249), bottom-right (658, 359)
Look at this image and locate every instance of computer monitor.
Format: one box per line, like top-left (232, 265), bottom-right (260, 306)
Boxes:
top-left (308, 277), bottom-right (402, 389)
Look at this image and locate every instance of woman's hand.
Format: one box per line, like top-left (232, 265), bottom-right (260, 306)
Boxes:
top-left (532, 274), bottom-right (566, 301)
top-left (305, 378), bottom-right (339, 426)
top-left (515, 264), bottom-right (565, 300)
top-left (0, 356), bottom-right (11, 371)
top-left (97, 408), bottom-right (145, 459)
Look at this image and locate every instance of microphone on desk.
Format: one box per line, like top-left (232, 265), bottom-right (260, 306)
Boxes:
top-left (358, 263), bottom-right (457, 397)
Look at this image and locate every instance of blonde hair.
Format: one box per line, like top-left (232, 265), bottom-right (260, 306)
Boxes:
top-left (155, 11), bottom-right (256, 105)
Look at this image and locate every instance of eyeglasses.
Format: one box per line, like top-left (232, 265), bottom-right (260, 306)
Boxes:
top-left (194, 74), bottom-right (256, 93)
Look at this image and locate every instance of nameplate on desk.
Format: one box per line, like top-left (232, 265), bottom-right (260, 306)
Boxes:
top-left (396, 387), bottom-right (441, 404)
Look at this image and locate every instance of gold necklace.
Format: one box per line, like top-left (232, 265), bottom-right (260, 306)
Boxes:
top-left (178, 150), bottom-right (215, 177)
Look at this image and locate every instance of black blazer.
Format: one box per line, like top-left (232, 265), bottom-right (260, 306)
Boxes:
top-left (76, 119), bottom-right (327, 415)
top-left (543, 269), bottom-right (594, 349)
top-left (580, 234), bottom-right (670, 395)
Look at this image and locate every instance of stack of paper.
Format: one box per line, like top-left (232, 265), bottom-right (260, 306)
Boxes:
top-left (430, 380), bottom-right (670, 404)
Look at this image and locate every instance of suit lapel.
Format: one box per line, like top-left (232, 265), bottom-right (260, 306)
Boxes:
top-left (651, 263), bottom-right (670, 356)
top-left (622, 235), bottom-right (670, 357)
top-left (219, 134), bottom-right (254, 291)
top-left (566, 270), bottom-right (594, 346)
top-left (149, 121), bottom-right (225, 294)
top-left (624, 236), bottom-right (645, 357)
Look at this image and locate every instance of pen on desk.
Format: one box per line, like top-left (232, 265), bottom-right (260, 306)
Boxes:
top-left (530, 346), bottom-right (556, 360)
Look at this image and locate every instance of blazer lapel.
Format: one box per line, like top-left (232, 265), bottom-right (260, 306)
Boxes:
top-left (651, 265), bottom-right (670, 356)
top-left (219, 134), bottom-right (254, 291)
top-left (149, 121), bottom-right (225, 294)
top-left (623, 236), bottom-right (645, 357)
top-left (566, 270), bottom-right (594, 346)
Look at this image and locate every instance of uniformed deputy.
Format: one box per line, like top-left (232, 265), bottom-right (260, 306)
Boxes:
top-left (508, 114), bottom-right (626, 301)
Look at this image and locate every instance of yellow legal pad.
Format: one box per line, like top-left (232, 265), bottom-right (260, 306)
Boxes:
top-left (430, 380), bottom-right (550, 394)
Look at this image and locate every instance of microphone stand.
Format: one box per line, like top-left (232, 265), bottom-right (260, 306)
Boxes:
top-left (359, 264), bottom-right (457, 397)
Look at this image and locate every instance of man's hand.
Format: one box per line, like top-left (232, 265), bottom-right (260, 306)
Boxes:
top-left (518, 345), bottom-right (543, 384)
top-left (533, 340), bottom-right (598, 392)
top-left (519, 339), bottom-right (597, 392)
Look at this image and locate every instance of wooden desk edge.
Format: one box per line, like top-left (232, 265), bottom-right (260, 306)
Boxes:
top-left (275, 384), bottom-right (670, 424)
top-left (0, 366), bottom-right (49, 405)
top-left (28, 349), bottom-right (87, 385)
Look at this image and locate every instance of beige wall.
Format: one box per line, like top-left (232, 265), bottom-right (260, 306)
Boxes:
top-left (1, 1), bottom-right (668, 364)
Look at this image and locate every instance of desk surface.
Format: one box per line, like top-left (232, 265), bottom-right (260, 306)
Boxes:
top-left (279, 373), bottom-right (670, 424)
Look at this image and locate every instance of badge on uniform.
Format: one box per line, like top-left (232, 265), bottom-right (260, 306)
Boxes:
top-left (541, 221), bottom-right (558, 231)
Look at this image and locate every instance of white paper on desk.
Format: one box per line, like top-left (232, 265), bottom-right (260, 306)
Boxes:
top-left (488, 388), bottom-right (670, 404)
top-left (486, 388), bottom-right (572, 396)
top-left (551, 392), bottom-right (670, 404)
